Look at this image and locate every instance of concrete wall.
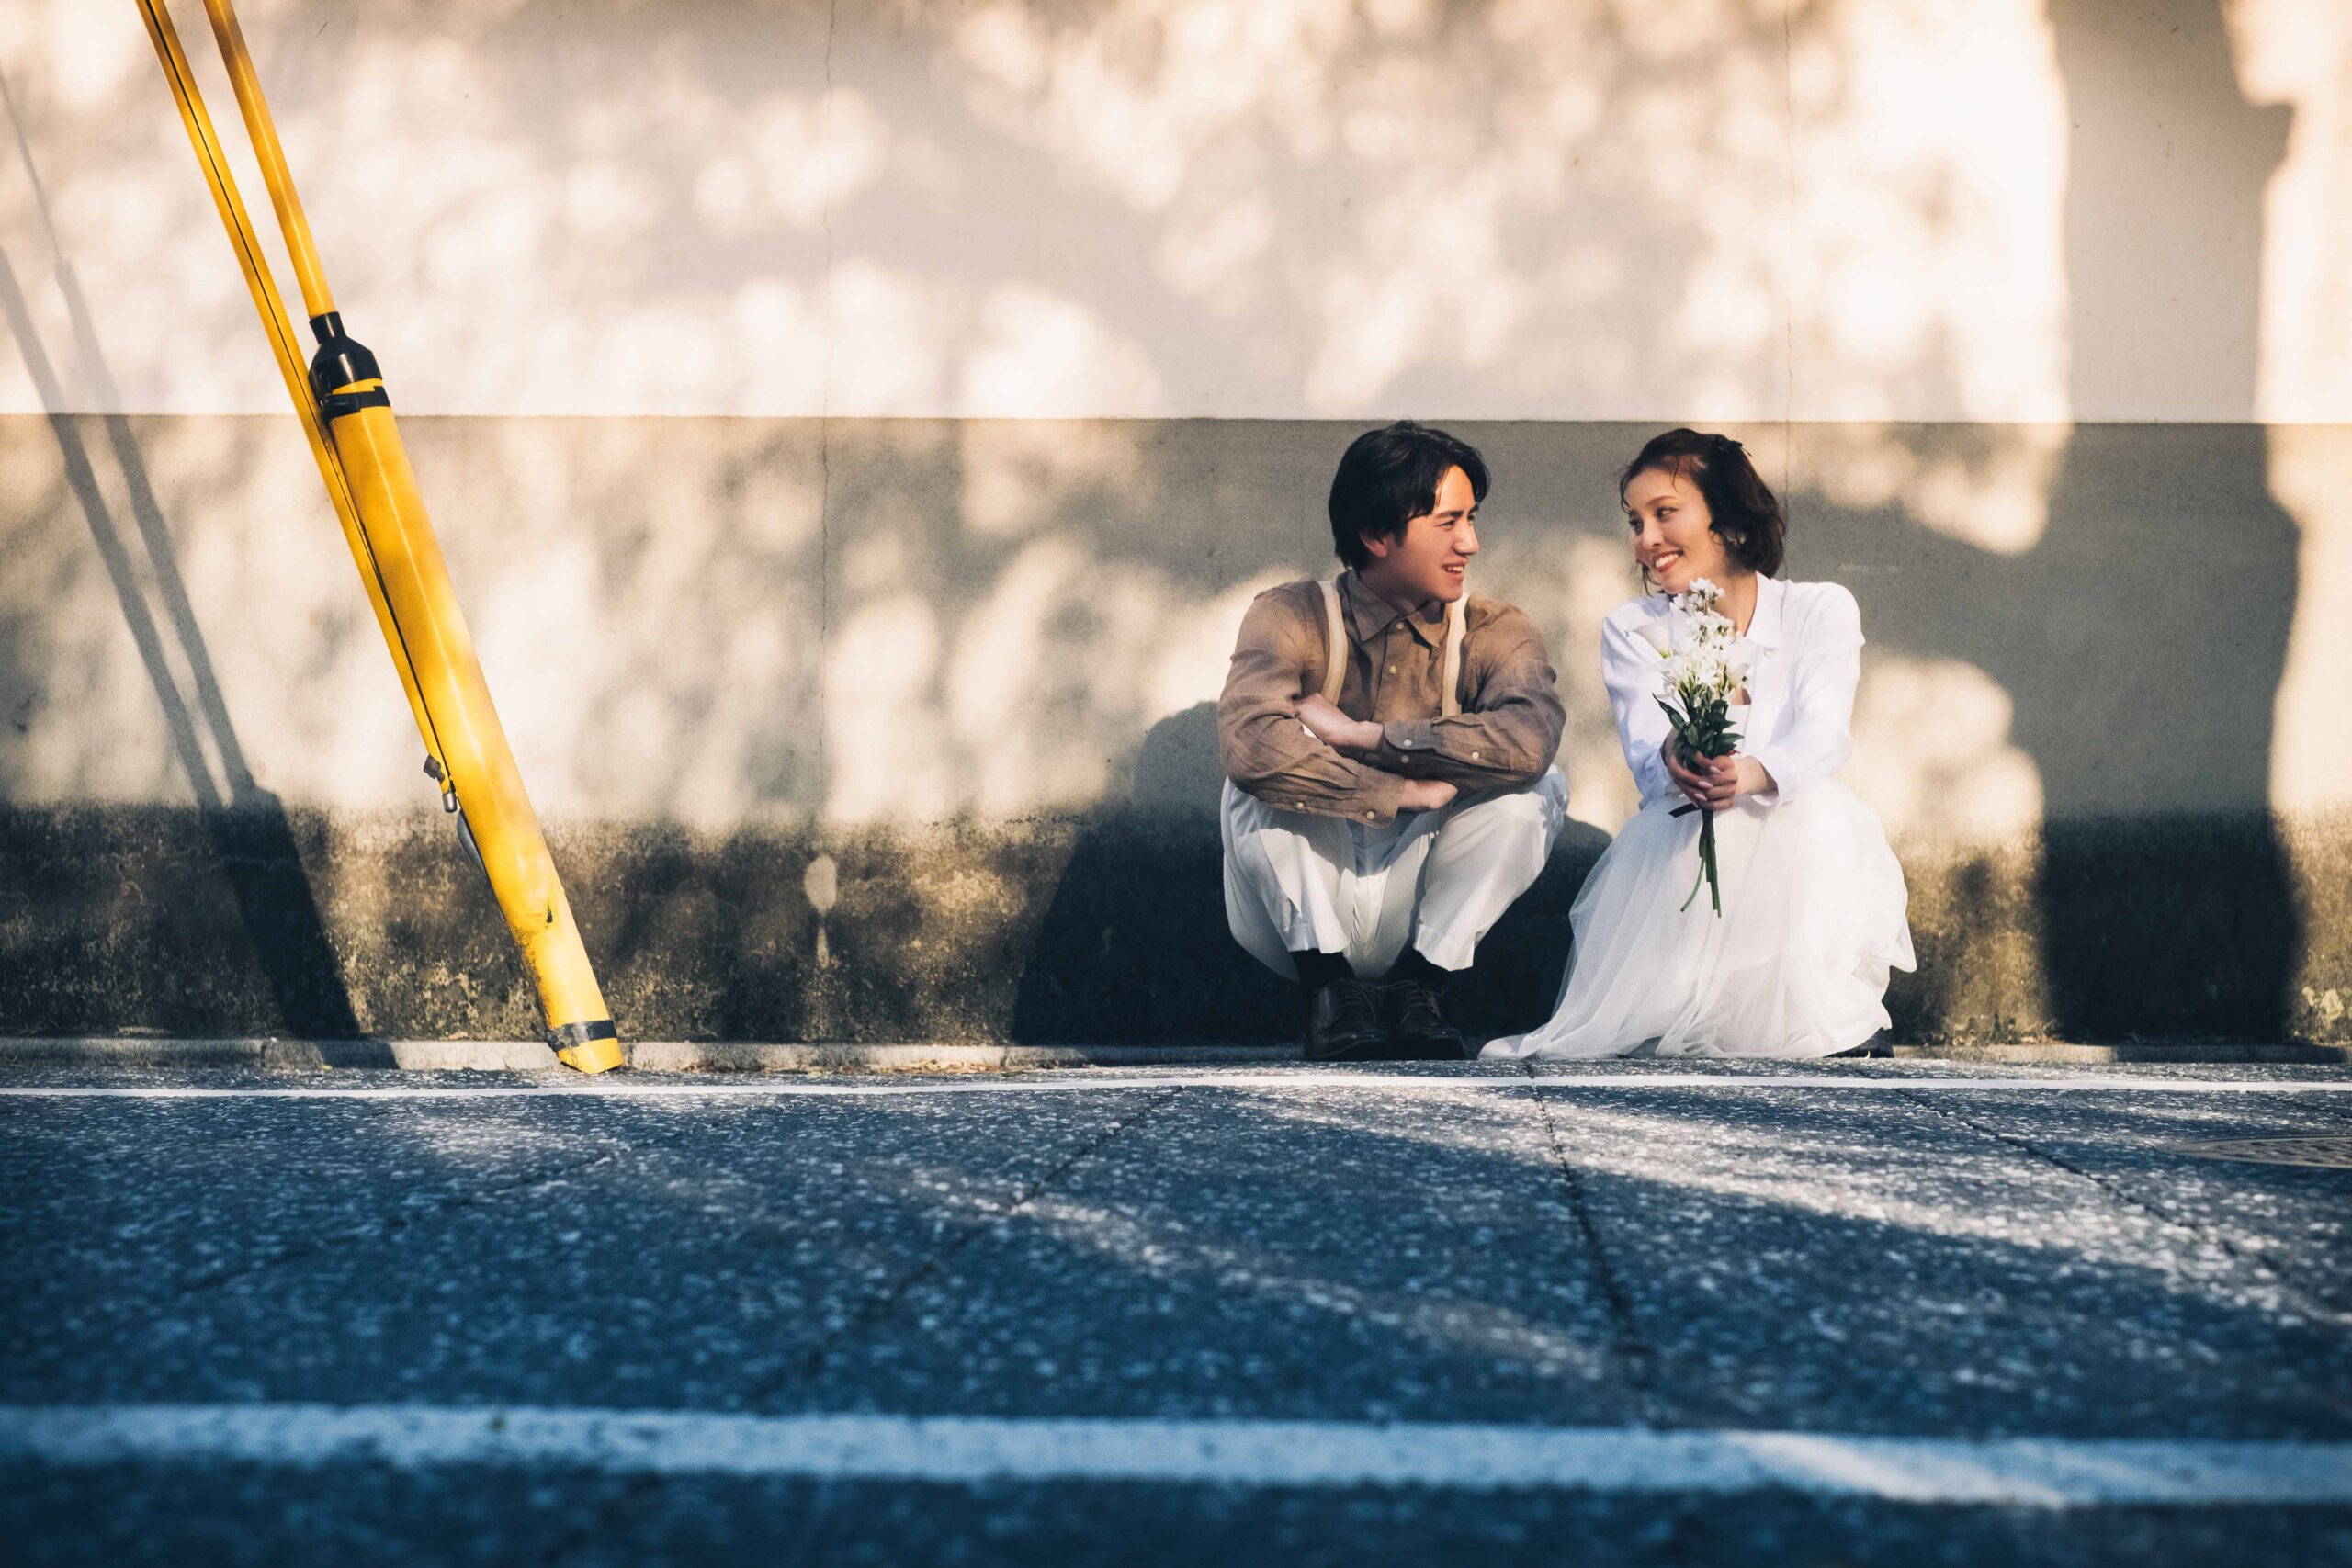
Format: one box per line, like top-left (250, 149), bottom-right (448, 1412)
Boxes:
top-left (3, 0), bottom-right (2348, 1043)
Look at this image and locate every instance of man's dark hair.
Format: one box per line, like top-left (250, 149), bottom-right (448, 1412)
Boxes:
top-left (1618, 428), bottom-right (1786, 578)
top-left (1327, 421), bottom-right (1490, 570)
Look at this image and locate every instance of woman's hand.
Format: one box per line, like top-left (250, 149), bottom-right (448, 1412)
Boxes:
top-left (1662, 742), bottom-right (1774, 809)
top-left (1297, 694), bottom-right (1380, 753)
top-left (1662, 739), bottom-right (1713, 807)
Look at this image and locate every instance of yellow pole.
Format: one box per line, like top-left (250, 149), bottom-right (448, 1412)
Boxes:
top-left (191, 0), bottom-right (334, 320)
top-left (138, 0), bottom-right (621, 1073)
top-left (131, 0), bottom-right (445, 794)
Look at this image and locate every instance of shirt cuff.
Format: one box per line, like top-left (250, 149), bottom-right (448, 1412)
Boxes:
top-left (1634, 754), bottom-right (1671, 805)
top-left (1743, 745), bottom-right (1790, 807)
top-left (1346, 766), bottom-right (1409, 826)
top-left (1381, 718), bottom-right (1438, 754)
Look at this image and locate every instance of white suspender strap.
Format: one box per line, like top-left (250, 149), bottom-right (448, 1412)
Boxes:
top-left (1318, 577), bottom-right (1347, 704)
top-left (1323, 575), bottom-right (1467, 716)
top-left (1440, 596), bottom-right (1466, 718)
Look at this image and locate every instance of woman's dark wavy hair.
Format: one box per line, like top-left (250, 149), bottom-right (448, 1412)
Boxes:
top-left (1619, 429), bottom-right (1785, 579)
top-left (1328, 420), bottom-right (1490, 570)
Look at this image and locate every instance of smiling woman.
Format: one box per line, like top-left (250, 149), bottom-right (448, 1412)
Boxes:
top-left (1623, 429), bottom-right (1786, 596)
top-left (1487, 431), bottom-right (1915, 1062)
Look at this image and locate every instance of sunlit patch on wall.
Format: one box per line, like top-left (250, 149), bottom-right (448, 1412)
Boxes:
top-left (959, 287), bottom-right (1164, 417)
top-left (2230, 0), bottom-right (2352, 423)
top-left (958, 421), bottom-right (1153, 541)
top-left (1154, 192), bottom-right (1275, 316)
top-left (1141, 573), bottom-right (1298, 728)
top-left (1795, 424), bottom-right (2066, 557)
top-left (2266, 425), bottom-right (2352, 815)
top-left (946, 536), bottom-right (1112, 814)
top-left (824, 263), bottom-right (951, 414)
top-left (827, 594), bottom-right (947, 823)
top-left (693, 88), bottom-right (889, 232)
top-left (1512, 536), bottom-right (1645, 834)
top-left (1790, 0), bottom-right (2068, 424)
top-left (1846, 656), bottom-right (2042, 843)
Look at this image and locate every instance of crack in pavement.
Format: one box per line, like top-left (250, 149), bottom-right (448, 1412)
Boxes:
top-left (537, 1469), bottom-right (666, 1568)
top-left (1897, 1089), bottom-right (2352, 1326)
top-left (752, 1090), bottom-right (1182, 1404)
top-left (175, 1147), bottom-right (628, 1296)
top-left (537, 1091), bottom-right (1180, 1567)
top-left (1522, 1069), bottom-right (1658, 1417)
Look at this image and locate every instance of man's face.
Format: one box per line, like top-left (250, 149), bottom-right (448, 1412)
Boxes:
top-left (1362, 464), bottom-right (1480, 604)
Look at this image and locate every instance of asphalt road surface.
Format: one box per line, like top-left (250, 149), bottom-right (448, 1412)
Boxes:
top-left (5, 1060), bottom-right (2350, 1564)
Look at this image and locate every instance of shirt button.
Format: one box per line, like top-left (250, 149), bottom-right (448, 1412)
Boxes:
top-left (1471, 750), bottom-right (1483, 761)
top-left (1364, 810), bottom-right (1376, 819)
top-left (1385, 665), bottom-right (1396, 674)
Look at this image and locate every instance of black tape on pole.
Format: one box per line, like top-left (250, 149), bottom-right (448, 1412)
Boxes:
top-left (319, 387), bottom-right (390, 419)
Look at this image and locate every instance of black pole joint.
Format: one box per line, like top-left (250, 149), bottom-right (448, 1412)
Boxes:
top-left (307, 310), bottom-right (382, 408)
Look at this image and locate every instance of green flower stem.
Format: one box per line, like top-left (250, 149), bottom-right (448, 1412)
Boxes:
top-left (1705, 813), bottom-right (1721, 914)
top-left (1662, 700), bottom-right (1738, 919)
top-left (1679, 808), bottom-right (1717, 914)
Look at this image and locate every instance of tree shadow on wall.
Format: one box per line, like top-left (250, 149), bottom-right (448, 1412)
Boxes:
top-left (1812, 0), bottom-right (2302, 1043)
top-left (1009, 701), bottom-right (1609, 1043)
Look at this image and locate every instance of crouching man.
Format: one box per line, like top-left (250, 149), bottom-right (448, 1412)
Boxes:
top-left (1218, 421), bottom-right (1569, 1060)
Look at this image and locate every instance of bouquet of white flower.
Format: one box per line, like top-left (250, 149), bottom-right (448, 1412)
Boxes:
top-left (1646, 578), bottom-right (1751, 916)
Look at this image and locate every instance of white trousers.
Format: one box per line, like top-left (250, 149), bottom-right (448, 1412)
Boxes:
top-left (1222, 767), bottom-right (1569, 980)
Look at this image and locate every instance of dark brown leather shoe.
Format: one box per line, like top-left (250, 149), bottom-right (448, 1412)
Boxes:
top-left (1385, 980), bottom-right (1465, 1060)
top-left (1305, 979), bottom-right (1392, 1062)
top-left (1828, 1034), bottom-right (1893, 1059)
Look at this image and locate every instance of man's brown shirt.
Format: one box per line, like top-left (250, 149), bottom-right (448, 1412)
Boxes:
top-left (1216, 572), bottom-right (1566, 826)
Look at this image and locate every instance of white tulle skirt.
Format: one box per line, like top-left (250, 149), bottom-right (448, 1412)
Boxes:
top-left (1483, 780), bottom-right (1916, 1060)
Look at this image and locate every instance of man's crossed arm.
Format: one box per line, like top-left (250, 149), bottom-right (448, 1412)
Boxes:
top-left (1295, 694), bottom-right (1460, 813)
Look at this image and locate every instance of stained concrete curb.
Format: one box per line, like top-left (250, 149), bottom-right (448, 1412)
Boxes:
top-left (0, 1038), bottom-right (568, 1071)
top-left (1887, 1043), bottom-right (2352, 1065)
top-left (0, 1037), bottom-right (2346, 1072)
top-left (0, 1038), bottom-right (1297, 1072)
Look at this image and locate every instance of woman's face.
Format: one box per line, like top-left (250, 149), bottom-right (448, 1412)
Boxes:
top-left (1623, 465), bottom-right (1736, 594)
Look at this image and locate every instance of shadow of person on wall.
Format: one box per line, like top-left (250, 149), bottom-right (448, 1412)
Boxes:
top-left (1009, 700), bottom-right (1609, 1043)
top-left (1009, 702), bottom-right (1290, 1042)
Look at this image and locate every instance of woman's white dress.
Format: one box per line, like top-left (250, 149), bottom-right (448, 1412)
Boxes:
top-left (1484, 577), bottom-right (1915, 1060)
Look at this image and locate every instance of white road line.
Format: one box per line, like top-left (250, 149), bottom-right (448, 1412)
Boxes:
top-left (0, 1073), bottom-right (2346, 1100)
top-left (3, 1404), bottom-right (2347, 1506)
